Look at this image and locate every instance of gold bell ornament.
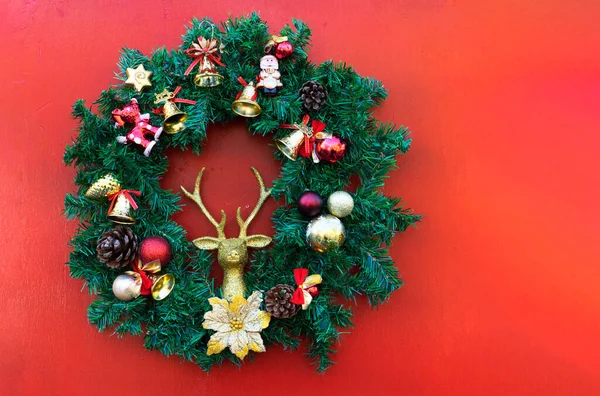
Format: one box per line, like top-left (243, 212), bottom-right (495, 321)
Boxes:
top-left (84, 174), bottom-right (121, 199)
top-left (138, 260), bottom-right (175, 300)
top-left (232, 77), bottom-right (261, 118)
top-left (85, 174), bottom-right (141, 224)
top-left (107, 189), bottom-right (141, 225)
top-left (277, 115), bottom-right (330, 162)
top-left (113, 259), bottom-right (175, 301)
top-left (149, 273), bottom-right (176, 301)
top-left (153, 87), bottom-right (196, 134)
top-left (184, 36), bottom-right (225, 87)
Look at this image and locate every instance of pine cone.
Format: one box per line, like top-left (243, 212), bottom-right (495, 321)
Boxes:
top-left (265, 284), bottom-right (301, 319)
top-left (300, 81), bottom-right (328, 112)
top-left (96, 226), bottom-right (138, 269)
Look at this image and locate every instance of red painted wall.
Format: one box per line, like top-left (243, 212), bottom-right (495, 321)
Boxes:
top-left (1, 1), bottom-right (599, 395)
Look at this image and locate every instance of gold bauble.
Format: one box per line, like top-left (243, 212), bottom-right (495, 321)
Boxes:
top-left (306, 214), bottom-right (346, 252)
top-left (327, 191), bottom-right (354, 218)
top-left (85, 174), bottom-right (121, 199)
top-left (112, 273), bottom-right (142, 301)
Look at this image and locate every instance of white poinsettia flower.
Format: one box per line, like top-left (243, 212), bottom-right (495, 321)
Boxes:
top-left (202, 291), bottom-right (271, 359)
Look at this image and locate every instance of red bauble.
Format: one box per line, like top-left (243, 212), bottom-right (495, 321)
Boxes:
top-left (306, 285), bottom-right (319, 297)
top-left (274, 41), bottom-right (294, 59)
top-left (297, 191), bottom-right (324, 217)
top-left (316, 136), bottom-right (347, 163)
top-left (139, 236), bottom-right (172, 266)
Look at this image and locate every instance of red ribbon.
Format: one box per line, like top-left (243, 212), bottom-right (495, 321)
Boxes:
top-left (235, 77), bottom-right (258, 101)
top-left (154, 87), bottom-right (196, 115)
top-left (279, 116), bottom-right (327, 158)
top-left (184, 37), bottom-right (225, 76)
top-left (107, 190), bottom-right (141, 214)
top-left (170, 86), bottom-right (197, 105)
top-left (131, 261), bottom-right (153, 295)
top-left (290, 268), bottom-right (309, 305)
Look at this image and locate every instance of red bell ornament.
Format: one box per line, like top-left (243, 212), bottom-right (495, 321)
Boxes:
top-left (315, 136), bottom-right (347, 163)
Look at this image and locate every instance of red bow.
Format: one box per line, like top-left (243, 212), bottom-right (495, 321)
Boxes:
top-left (131, 261), bottom-right (153, 295)
top-left (279, 115), bottom-right (327, 159)
top-left (107, 190), bottom-right (141, 214)
top-left (184, 37), bottom-right (225, 76)
top-left (290, 268), bottom-right (309, 305)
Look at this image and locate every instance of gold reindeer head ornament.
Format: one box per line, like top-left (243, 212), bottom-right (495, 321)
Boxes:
top-left (181, 167), bottom-right (272, 300)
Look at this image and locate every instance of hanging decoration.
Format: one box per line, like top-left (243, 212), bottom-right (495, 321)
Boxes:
top-left (264, 35), bottom-right (294, 59)
top-left (256, 55), bottom-right (282, 96)
top-left (327, 191), bottom-right (355, 218)
top-left (289, 268), bottom-right (322, 310)
top-left (184, 36), bottom-right (225, 87)
top-left (112, 259), bottom-right (175, 301)
top-left (96, 226), bottom-right (139, 269)
top-left (265, 284), bottom-right (301, 319)
top-left (306, 214), bottom-right (346, 252)
top-left (64, 13), bottom-right (418, 372)
top-left (113, 99), bottom-right (163, 156)
top-left (232, 77), bottom-right (261, 117)
top-left (153, 87), bottom-right (196, 134)
top-left (276, 115), bottom-right (329, 162)
top-left (297, 191), bottom-right (324, 217)
top-left (180, 167), bottom-right (272, 301)
top-left (124, 64), bottom-right (153, 92)
top-left (203, 292), bottom-right (271, 359)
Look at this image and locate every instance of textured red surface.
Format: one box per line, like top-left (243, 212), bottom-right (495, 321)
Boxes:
top-left (1, 1), bottom-right (599, 395)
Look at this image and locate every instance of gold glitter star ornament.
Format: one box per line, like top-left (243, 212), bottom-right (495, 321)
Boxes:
top-left (124, 64), bottom-right (153, 92)
top-left (203, 291), bottom-right (271, 359)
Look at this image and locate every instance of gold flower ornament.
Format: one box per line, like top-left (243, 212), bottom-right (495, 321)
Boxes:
top-left (203, 291), bottom-right (271, 359)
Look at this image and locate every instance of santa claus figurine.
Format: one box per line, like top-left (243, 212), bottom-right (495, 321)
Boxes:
top-left (256, 55), bottom-right (282, 96)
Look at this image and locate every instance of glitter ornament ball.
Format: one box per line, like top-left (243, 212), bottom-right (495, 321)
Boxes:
top-left (316, 136), bottom-right (347, 163)
top-left (306, 214), bottom-right (346, 252)
top-left (327, 191), bottom-right (354, 218)
top-left (274, 41), bottom-right (294, 59)
top-left (139, 236), bottom-right (172, 266)
top-left (297, 191), bottom-right (324, 217)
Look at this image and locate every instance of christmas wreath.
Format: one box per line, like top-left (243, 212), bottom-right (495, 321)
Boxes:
top-left (64, 13), bottom-right (419, 372)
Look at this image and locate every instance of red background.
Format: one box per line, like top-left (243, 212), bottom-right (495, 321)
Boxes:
top-left (1, 0), bottom-right (599, 395)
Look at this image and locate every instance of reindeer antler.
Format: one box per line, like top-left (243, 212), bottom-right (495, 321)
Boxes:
top-left (181, 168), bottom-right (227, 239)
top-left (237, 167), bottom-right (272, 238)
